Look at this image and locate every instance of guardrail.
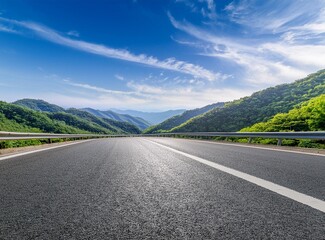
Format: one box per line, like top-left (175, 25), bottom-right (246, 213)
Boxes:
top-left (0, 131), bottom-right (127, 141)
top-left (1, 131), bottom-right (324, 146)
top-left (142, 131), bottom-right (325, 145)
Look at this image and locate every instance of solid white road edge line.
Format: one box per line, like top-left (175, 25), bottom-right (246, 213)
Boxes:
top-left (0, 139), bottom-right (94, 161)
top-left (156, 137), bottom-right (325, 157)
top-left (145, 139), bottom-right (325, 213)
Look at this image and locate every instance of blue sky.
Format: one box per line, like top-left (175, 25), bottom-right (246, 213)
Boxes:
top-left (0, 0), bottom-right (325, 111)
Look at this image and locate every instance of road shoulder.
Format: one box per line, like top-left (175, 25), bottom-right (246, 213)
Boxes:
top-left (0, 140), bottom-right (93, 160)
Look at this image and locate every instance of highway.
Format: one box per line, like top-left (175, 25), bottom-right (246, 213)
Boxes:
top-left (0, 138), bottom-right (324, 239)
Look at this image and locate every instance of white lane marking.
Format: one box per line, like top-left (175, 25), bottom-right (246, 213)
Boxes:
top-left (153, 137), bottom-right (325, 157)
top-left (0, 140), bottom-right (94, 161)
top-left (145, 139), bottom-right (325, 213)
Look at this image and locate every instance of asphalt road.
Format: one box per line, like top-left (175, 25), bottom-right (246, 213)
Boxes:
top-left (0, 138), bottom-right (324, 239)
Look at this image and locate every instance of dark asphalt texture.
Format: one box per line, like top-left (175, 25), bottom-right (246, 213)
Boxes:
top-left (149, 138), bottom-right (325, 201)
top-left (0, 138), bottom-right (324, 239)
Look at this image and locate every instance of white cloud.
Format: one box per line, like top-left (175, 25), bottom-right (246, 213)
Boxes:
top-left (175, 0), bottom-right (198, 12)
top-left (224, 0), bottom-right (323, 33)
top-left (67, 30), bottom-right (79, 37)
top-left (64, 79), bottom-right (141, 96)
top-left (200, 0), bottom-right (217, 20)
top-left (261, 43), bottom-right (325, 69)
top-left (176, 0), bottom-right (217, 20)
top-left (0, 24), bottom-right (18, 34)
top-left (114, 74), bottom-right (124, 81)
top-left (168, 12), bottom-right (246, 51)
top-left (224, 0), bottom-right (325, 44)
top-left (0, 17), bottom-right (224, 81)
top-left (61, 79), bottom-right (252, 111)
top-left (127, 81), bottom-right (165, 95)
top-left (168, 2), bottom-right (325, 87)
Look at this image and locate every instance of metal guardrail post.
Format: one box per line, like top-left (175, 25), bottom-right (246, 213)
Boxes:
top-left (277, 139), bottom-right (283, 146)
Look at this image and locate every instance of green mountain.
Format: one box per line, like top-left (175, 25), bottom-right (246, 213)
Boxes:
top-left (241, 94), bottom-right (325, 132)
top-left (12, 99), bottom-right (141, 134)
top-left (0, 111), bottom-right (42, 133)
top-left (1, 101), bottom-right (140, 134)
top-left (13, 99), bottom-right (149, 130)
top-left (169, 70), bottom-right (325, 132)
top-left (82, 108), bottom-right (151, 130)
top-left (65, 108), bottom-right (141, 134)
top-left (14, 99), bottom-right (65, 112)
top-left (0, 101), bottom-right (89, 134)
top-left (144, 102), bottom-right (224, 133)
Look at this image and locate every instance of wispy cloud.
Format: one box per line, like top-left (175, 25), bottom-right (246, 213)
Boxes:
top-left (0, 17), bottom-right (224, 81)
top-left (114, 74), bottom-right (124, 81)
top-left (67, 30), bottom-right (79, 37)
top-left (168, 0), bottom-right (325, 86)
top-left (200, 0), bottom-right (217, 20)
top-left (63, 79), bottom-right (140, 96)
top-left (225, 0), bottom-right (318, 33)
top-left (176, 0), bottom-right (217, 21)
top-left (61, 79), bottom-right (251, 110)
top-left (0, 23), bottom-right (18, 34)
top-left (224, 0), bottom-right (325, 44)
top-left (175, 0), bottom-right (198, 12)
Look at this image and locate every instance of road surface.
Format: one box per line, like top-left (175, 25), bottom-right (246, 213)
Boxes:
top-left (0, 138), bottom-right (324, 239)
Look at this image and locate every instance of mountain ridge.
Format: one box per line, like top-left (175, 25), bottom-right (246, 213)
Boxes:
top-left (13, 99), bottom-right (150, 130)
top-left (13, 99), bottom-right (65, 113)
top-left (169, 70), bottom-right (325, 133)
top-left (82, 108), bottom-right (151, 130)
top-left (8, 100), bottom-right (140, 134)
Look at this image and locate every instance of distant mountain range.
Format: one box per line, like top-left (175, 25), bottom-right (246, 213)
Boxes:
top-left (82, 108), bottom-right (151, 130)
top-left (12, 99), bottom-right (184, 130)
top-left (144, 102), bottom-right (224, 133)
top-left (1, 100), bottom-right (141, 134)
top-left (110, 109), bottom-right (186, 125)
top-left (13, 99), bottom-right (150, 130)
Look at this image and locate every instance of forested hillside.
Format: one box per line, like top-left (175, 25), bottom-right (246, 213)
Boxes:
top-left (241, 95), bottom-right (325, 132)
top-left (11, 99), bottom-right (141, 134)
top-left (65, 108), bottom-right (140, 134)
top-left (82, 108), bottom-right (151, 130)
top-left (14, 99), bottom-right (64, 112)
top-left (0, 101), bottom-right (89, 133)
top-left (144, 102), bottom-right (224, 133)
top-left (0, 111), bottom-right (42, 133)
top-left (0, 101), bottom-right (140, 134)
top-left (13, 99), bottom-right (149, 130)
top-left (169, 70), bottom-right (325, 132)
